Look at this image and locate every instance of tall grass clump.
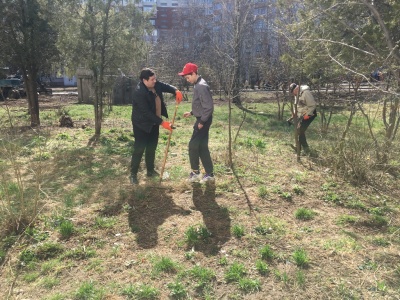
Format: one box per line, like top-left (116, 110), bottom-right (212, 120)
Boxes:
top-left (0, 131), bottom-right (48, 238)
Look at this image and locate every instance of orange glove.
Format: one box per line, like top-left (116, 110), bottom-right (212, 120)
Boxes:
top-left (303, 115), bottom-right (310, 120)
top-left (175, 90), bottom-right (183, 104)
top-left (161, 121), bottom-right (173, 131)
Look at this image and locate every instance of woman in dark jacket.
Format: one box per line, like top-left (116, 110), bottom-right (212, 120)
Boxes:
top-left (130, 68), bottom-right (182, 184)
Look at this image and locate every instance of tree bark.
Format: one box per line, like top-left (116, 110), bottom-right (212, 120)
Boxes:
top-left (24, 74), bottom-right (40, 127)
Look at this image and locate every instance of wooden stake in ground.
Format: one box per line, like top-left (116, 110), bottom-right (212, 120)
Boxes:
top-left (159, 102), bottom-right (178, 183)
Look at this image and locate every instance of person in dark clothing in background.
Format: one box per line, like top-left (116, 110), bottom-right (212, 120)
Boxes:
top-left (130, 68), bottom-right (183, 184)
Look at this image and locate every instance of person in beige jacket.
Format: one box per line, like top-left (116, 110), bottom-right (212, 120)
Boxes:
top-left (289, 83), bottom-right (317, 152)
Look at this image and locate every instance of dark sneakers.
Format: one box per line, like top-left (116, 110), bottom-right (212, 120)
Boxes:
top-left (147, 170), bottom-right (160, 177)
top-left (130, 175), bottom-right (138, 184)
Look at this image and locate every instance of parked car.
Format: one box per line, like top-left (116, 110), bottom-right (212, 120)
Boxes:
top-left (0, 78), bottom-right (25, 100)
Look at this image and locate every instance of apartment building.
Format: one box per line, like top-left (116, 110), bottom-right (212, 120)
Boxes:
top-left (136, 0), bottom-right (279, 84)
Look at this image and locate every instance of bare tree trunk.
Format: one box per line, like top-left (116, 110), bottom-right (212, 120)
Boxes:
top-left (24, 74), bottom-right (40, 127)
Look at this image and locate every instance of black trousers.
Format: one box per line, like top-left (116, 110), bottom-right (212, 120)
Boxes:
top-left (189, 116), bottom-right (213, 174)
top-left (131, 124), bottom-right (159, 175)
top-left (298, 113), bottom-right (316, 149)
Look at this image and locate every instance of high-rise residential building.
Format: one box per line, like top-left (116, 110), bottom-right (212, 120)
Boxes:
top-left (136, 0), bottom-right (279, 83)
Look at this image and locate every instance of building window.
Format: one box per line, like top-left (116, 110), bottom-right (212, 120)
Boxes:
top-left (254, 8), bottom-right (266, 15)
top-left (143, 6), bottom-right (154, 12)
top-left (254, 20), bottom-right (265, 32)
top-left (213, 3), bottom-right (221, 10)
top-left (214, 14), bottom-right (221, 22)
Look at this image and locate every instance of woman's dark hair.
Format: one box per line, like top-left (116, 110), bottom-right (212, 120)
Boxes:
top-left (140, 68), bottom-right (155, 81)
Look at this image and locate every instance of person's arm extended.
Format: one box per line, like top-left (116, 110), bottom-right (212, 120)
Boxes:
top-left (157, 81), bottom-right (179, 95)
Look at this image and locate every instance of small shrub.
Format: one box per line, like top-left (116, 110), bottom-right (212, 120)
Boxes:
top-left (190, 265), bottom-right (215, 287)
top-left (257, 186), bottom-right (269, 199)
top-left (59, 220), bottom-right (74, 239)
top-left (324, 191), bottom-right (341, 204)
top-left (45, 293), bottom-right (66, 300)
top-left (292, 248), bottom-right (309, 267)
top-left (117, 133), bottom-right (130, 142)
top-left (41, 259), bottom-right (61, 275)
top-left (184, 251), bottom-right (195, 260)
top-left (225, 262), bottom-right (246, 283)
top-left (260, 245), bottom-right (274, 261)
top-left (35, 242), bottom-right (64, 260)
top-left (167, 281), bottom-right (187, 299)
top-left (296, 270), bottom-right (306, 288)
top-left (337, 215), bottom-right (359, 225)
top-left (254, 139), bottom-right (266, 149)
top-left (19, 249), bottom-right (36, 266)
top-left (56, 133), bottom-right (70, 140)
top-left (366, 215), bottom-right (388, 227)
top-left (295, 208), bottom-right (316, 220)
top-left (232, 224), bottom-right (245, 238)
top-left (23, 272), bottom-right (39, 282)
top-left (255, 260), bottom-right (269, 275)
top-left (153, 256), bottom-right (178, 274)
top-left (254, 225), bottom-right (271, 235)
top-left (184, 224), bottom-right (211, 246)
top-left (218, 256), bottom-right (228, 265)
top-left (238, 278), bottom-right (261, 293)
top-left (94, 216), bottom-right (117, 229)
top-left (122, 284), bottom-right (159, 299)
top-left (377, 281), bottom-right (387, 293)
top-left (62, 247), bottom-right (96, 260)
top-left (292, 184), bottom-right (304, 195)
top-left (372, 237), bottom-right (390, 247)
top-left (41, 276), bottom-right (60, 289)
top-left (75, 281), bottom-right (105, 300)
top-left (274, 270), bottom-right (289, 284)
top-left (281, 192), bottom-right (292, 201)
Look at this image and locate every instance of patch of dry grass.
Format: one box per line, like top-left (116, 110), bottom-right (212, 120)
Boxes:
top-left (0, 94), bottom-right (399, 299)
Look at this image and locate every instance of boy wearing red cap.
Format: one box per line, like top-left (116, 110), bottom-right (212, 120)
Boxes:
top-left (179, 63), bottom-right (215, 183)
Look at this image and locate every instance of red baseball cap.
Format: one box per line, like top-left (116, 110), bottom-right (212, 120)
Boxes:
top-left (178, 63), bottom-right (198, 76)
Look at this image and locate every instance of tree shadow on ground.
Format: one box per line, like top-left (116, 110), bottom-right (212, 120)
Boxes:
top-left (127, 185), bottom-right (190, 249)
top-left (191, 182), bottom-right (231, 256)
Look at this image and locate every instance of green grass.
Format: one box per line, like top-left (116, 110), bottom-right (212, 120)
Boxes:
top-left (94, 216), bottom-right (117, 229)
top-left (255, 260), bottom-right (269, 275)
top-left (59, 220), bottom-right (74, 239)
top-left (337, 214), bottom-right (359, 225)
top-left (1, 97), bottom-right (399, 299)
top-left (152, 256), bottom-right (179, 274)
top-left (260, 244), bottom-right (275, 261)
top-left (231, 224), bottom-right (245, 238)
top-left (295, 208), bottom-right (316, 220)
top-left (189, 265), bottom-right (216, 287)
top-left (225, 262), bottom-right (247, 283)
top-left (74, 281), bottom-right (105, 300)
top-left (292, 248), bottom-right (309, 267)
top-left (121, 283), bottom-right (160, 299)
top-left (184, 224), bottom-right (211, 246)
top-left (238, 278), bottom-right (261, 293)
top-left (167, 281), bottom-right (187, 299)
